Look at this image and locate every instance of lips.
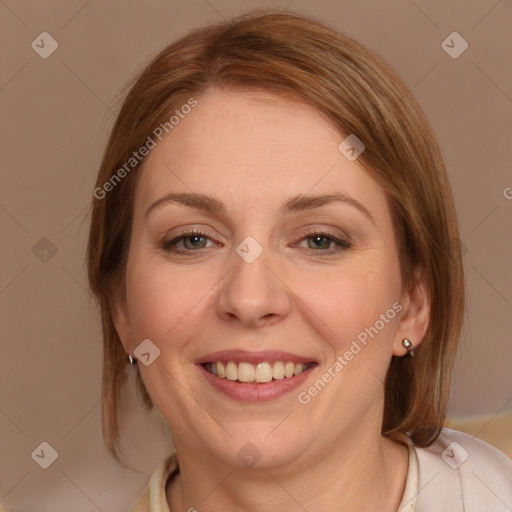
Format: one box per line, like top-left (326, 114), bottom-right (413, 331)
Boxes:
top-left (194, 349), bottom-right (316, 366)
top-left (195, 349), bottom-right (318, 402)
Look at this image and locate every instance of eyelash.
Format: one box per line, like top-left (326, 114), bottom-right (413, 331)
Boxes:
top-left (160, 228), bottom-right (352, 256)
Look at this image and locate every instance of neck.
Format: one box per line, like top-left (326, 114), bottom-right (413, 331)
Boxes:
top-left (166, 424), bottom-right (409, 512)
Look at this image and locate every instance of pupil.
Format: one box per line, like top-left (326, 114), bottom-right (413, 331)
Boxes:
top-left (312, 236), bottom-right (328, 249)
top-left (185, 235), bottom-right (204, 249)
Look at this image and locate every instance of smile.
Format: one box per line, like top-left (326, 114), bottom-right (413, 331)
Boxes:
top-left (195, 349), bottom-right (318, 401)
top-left (203, 361), bottom-right (313, 383)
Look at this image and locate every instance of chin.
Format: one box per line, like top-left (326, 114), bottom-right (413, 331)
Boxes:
top-left (210, 427), bottom-right (308, 470)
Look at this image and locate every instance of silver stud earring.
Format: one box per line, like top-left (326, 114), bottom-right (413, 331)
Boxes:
top-left (402, 338), bottom-right (414, 357)
top-left (128, 354), bottom-right (136, 365)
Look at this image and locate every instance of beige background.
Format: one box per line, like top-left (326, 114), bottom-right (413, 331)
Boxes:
top-left (1, 0), bottom-right (511, 510)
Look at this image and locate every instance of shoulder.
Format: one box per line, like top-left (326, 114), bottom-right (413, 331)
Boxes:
top-left (130, 452), bottom-right (179, 512)
top-left (413, 427), bottom-right (512, 511)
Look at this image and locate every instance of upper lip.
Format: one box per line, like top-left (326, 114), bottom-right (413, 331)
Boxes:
top-left (194, 349), bottom-right (318, 365)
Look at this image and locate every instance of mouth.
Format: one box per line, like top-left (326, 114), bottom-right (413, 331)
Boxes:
top-left (202, 360), bottom-right (314, 383)
top-left (195, 350), bottom-right (318, 402)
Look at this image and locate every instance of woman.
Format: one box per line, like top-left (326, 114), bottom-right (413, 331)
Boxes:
top-left (87, 10), bottom-right (512, 511)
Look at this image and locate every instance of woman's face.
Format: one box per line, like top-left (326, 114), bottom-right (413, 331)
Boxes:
top-left (113, 88), bottom-right (427, 469)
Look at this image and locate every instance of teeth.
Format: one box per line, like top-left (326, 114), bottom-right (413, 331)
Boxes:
top-left (238, 362), bottom-right (255, 382)
top-left (294, 363), bottom-right (304, 376)
top-left (226, 361), bottom-right (238, 381)
top-left (255, 362), bottom-right (273, 383)
top-left (284, 362), bottom-right (295, 378)
top-left (205, 361), bottom-right (311, 382)
top-left (272, 361), bottom-right (285, 379)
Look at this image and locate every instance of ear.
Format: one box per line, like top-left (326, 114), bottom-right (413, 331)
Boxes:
top-left (109, 281), bottom-right (135, 356)
top-left (392, 267), bottom-right (430, 356)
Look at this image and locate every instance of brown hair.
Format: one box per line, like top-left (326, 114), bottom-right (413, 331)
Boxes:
top-left (87, 9), bottom-right (464, 462)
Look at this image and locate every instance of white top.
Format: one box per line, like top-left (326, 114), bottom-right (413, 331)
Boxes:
top-left (130, 428), bottom-right (512, 511)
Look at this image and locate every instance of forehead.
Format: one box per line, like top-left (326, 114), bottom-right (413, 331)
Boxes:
top-left (135, 88), bottom-right (385, 216)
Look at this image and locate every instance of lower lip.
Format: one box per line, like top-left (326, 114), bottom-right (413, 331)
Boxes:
top-left (198, 364), bottom-right (316, 402)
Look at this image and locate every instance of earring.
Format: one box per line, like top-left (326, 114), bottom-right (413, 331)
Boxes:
top-left (402, 338), bottom-right (414, 357)
top-left (128, 354), bottom-right (136, 365)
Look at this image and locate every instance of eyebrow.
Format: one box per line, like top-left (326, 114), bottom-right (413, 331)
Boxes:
top-left (145, 192), bottom-right (374, 222)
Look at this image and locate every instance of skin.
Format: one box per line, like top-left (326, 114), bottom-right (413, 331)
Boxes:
top-left (112, 88), bottom-right (430, 511)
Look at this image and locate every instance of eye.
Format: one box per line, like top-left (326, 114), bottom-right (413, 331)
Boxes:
top-left (294, 230), bottom-right (351, 255)
top-left (161, 229), bottom-right (216, 255)
top-left (160, 228), bottom-right (352, 256)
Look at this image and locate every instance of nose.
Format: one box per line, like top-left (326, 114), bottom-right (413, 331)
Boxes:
top-left (215, 246), bottom-right (291, 329)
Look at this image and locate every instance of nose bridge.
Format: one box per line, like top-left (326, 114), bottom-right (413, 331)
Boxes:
top-left (215, 235), bottom-right (290, 327)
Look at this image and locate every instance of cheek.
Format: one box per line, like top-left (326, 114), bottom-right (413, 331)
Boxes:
top-left (127, 248), bottom-right (216, 320)
top-left (124, 254), bottom-right (209, 347)
top-left (297, 260), bottom-right (401, 352)
top-left (124, 255), bottom-right (209, 416)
